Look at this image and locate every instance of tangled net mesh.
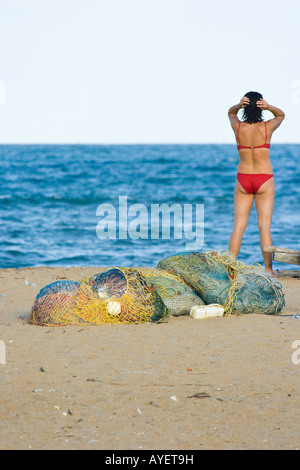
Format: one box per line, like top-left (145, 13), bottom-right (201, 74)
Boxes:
top-left (157, 250), bottom-right (285, 316)
top-left (157, 251), bottom-right (231, 306)
top-left (29, 267), bottom-right (168, 326)
top-left (141, 268), bottom-right (204, 316)
top-left (29, 280), bottom-right (82, 326)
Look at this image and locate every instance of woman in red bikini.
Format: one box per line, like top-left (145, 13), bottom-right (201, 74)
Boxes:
top-left (228, 91), bottom-right (285, 274)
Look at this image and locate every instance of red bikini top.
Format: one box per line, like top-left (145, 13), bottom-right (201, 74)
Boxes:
top-left (237, 121), bottom-right (270, 150)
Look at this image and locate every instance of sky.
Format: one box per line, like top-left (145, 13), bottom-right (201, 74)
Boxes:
top-left (0, 0), bottom-right (299, 144)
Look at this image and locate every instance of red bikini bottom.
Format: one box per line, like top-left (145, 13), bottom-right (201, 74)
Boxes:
top-left (237, 173), bottom-right (274, 194)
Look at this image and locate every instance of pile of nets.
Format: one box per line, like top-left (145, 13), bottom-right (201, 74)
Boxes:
top-left (141, 268), bottom-right (204, 316)
top-left (157, 250), bottom-right (285, 316)
top-left (29, 250), bottom-right (286, 327)
top-left (29, 267), bottom-right (168, 326)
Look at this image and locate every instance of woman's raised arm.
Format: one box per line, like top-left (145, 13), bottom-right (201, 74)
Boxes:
top-left (257, 99), bottom-right (285, 130)
top-left (228, 97), bottom-right (250, 126)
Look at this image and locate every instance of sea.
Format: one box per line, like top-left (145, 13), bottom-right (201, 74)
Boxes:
top-left (1, 144), bottom-right (299, 270)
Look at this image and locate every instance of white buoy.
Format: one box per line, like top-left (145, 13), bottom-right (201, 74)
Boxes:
top-left (106, 301), bottom-right (121, 316)
top-left (190, 304), bottom-right (224, 319)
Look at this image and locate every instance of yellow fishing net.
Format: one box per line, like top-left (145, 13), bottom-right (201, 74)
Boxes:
top-left (29, 267), bottom-right (168, 326)
top-left (28, 280), bottom-right (83, 326)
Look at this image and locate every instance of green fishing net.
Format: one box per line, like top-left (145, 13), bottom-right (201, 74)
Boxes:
top-left (157, 250), bottom-right (285, 315)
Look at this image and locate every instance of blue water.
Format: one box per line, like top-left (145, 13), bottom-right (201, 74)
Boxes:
top-left (0, 144), bottom-right (299, 269)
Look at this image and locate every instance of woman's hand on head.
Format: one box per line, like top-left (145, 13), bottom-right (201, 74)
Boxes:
top-left (240, 96), bottom-right (250, 108)
top-left (256, 99), bottom-right (268, 110)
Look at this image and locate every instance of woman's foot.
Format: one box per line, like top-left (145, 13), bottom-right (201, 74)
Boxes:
top-left (265, 268), bottom-right (279, 277)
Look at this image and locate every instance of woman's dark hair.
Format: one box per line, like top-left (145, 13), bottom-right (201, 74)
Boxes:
top-left (242, 91), bottom-right (264, 123)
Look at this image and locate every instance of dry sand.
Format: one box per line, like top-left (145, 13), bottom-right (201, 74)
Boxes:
top-left (0, 266), bottom-right (299, 450)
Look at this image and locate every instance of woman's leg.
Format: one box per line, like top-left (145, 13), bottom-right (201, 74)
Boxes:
top-left (229, 182), bottom-right (255, 258)
top-left (254, 177), bottom-right (275, 274)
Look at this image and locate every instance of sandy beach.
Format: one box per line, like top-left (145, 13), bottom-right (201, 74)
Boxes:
top-left (0, 265), bottom-right (299, 450)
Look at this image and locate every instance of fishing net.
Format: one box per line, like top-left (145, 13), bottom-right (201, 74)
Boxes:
top-left (226, 267), bottom-right (285, 315)
top-left (29, 267), bottom-right (168, 326)
top-left (157, 250), bottom-right (285, 316)
top-left (29, 280), bottom-right (83, 326)
top-left (141, 268), bottom-right (204, 316)
top-left (157, 251), bottom-right (231, 306)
